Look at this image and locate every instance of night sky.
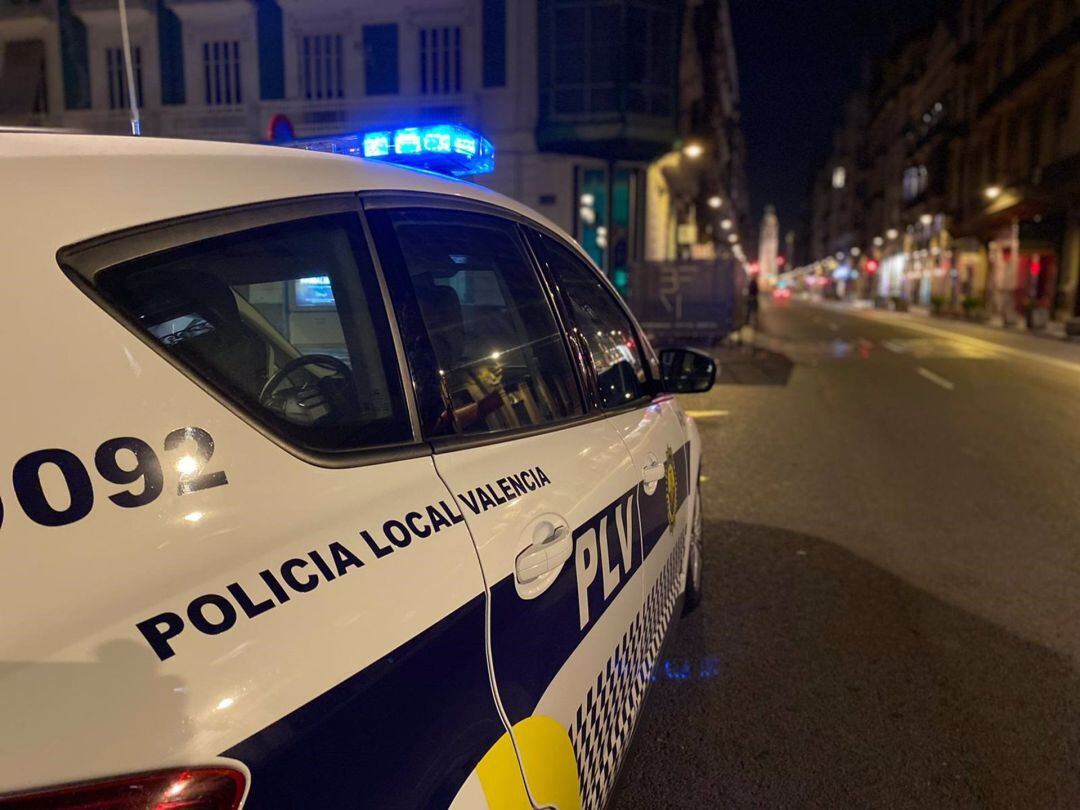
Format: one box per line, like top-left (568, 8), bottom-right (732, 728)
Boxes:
top-left (729, 0), bottom-right (947, 241)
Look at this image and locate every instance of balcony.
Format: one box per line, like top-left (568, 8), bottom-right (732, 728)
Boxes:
top-left (536, 0), bottom-right (680, 162)
top-left (69, 0), bottom-right (154, 26)
top-left (69, 0), bottom-right (153, 13)
top-left (159, 104), bottom-right (254, 142)
top-left (977, 18), bottom-right (1080, 117)
top-left (0, 0), bottom-right (55, 22)
top-left (163, 0), bottom-right (253, 23)
top-left (258, 94), bottom-right (480, 141)
top-left (64, 107), bottom-right (157, 136)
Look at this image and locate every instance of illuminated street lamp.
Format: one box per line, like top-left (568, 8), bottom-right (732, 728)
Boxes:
top-left (851, 247), bottom-right (861, 257)
top-left (707, 195), bottom-right (722, 209)
top-left (683, 142), bottom-right (704, 159)
top-left (919, 213), bottom-right (933, 226)
top-left (984, 185), bottom-right (1002, 200)
top-left (873, 236), bottom-right (884, 247)
top-left (886, 228), bottom-right (899, 240)
top-left (728, 233), bottom-right (738, 243)
top-left (720, 218), bottom-right (732, 230)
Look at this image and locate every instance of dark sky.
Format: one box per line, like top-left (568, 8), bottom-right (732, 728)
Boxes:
top-left (729, 0), bottom-right (946, 240)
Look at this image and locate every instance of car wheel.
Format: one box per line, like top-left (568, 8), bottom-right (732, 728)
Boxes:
top-left (682, 482), bottom-right (704, 615)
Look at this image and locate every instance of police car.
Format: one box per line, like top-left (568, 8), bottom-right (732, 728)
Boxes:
top-left (0, 125), bottom-right (716, 809)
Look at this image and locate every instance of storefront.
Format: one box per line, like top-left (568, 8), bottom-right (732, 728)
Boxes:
top-left (574, 164), bottom-right (646, 298)
top-left (878, 253), bottom-right (906, 300)
top-left (951, 236), bottom-right (988, 305)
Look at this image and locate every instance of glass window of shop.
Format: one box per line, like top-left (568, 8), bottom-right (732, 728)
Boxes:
top-left (574, 165), bottom-right (642, 298)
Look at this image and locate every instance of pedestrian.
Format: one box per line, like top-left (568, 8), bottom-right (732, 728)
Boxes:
top-left (747, 274), bottom-right (760, 328)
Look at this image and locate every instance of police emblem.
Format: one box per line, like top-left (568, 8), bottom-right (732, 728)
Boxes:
top-left (664, 445), bottom-right (678, 531)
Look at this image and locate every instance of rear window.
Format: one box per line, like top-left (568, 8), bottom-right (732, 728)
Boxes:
top-left (90, 213), bottom-right (412, 454)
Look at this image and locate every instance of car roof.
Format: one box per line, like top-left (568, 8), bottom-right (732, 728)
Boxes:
top-left (0, 132), bottom-right (568, 252)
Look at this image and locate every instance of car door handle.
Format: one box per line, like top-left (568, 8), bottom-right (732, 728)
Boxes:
top-left (515, 524), bottom-right (571, 585)
top-left (642, 458), bottom-right (665, 495)
top-left (642, 460), bottom-right (665, 484)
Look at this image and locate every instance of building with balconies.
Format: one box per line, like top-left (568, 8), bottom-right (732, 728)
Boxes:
top-left (0, 1), bottom-right (749, 297)
top-left (951, 0), bottom-right (1080, 325)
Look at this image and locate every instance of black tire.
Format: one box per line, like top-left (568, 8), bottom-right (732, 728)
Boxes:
top-left (682, 482), bottom-right (704, 615)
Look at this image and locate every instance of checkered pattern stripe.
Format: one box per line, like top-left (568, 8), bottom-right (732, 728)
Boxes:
top-left (569, 532), bottom-right (688, 810)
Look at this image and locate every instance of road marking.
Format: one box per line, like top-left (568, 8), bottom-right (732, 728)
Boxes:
top-left (916, 366), bottom-right (955, 390)
top-left (818, 305), bottom-right (1080, 374)
top-left (685, 410), bottom-right (730, 419)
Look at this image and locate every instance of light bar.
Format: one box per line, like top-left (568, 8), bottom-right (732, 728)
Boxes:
top-left (287, 124), bottom-right (495, 177)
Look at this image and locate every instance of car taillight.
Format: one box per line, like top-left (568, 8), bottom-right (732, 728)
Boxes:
top-left (0, 767), bottom-right (245, 809)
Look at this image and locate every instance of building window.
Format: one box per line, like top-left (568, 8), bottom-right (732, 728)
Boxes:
top-left (299, 34), bottom-right (343, 100)
top-left (202, 40), bottom-right (241, 105)
top-left (0, 38), bottom-right (49, 114)
top-left (419, 26), bottom-right (461, 95)
top-left (626, 2), bottom-right (676, 117)
top-left (902, 165), bottom-right (927, 202)
top-left (363, 24), bottom-right (398, 95)
top-left (482, 0), bottom-right (506, 87)
top-left (105, 46), bottom-right (143, 110)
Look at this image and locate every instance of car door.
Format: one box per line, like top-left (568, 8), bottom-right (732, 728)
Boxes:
top-left (44, 199), bottom-right (511, 809)
top-left (365, 200), bottom-right (645, 810)
top-left (526, 228), bottom-right (695, 722)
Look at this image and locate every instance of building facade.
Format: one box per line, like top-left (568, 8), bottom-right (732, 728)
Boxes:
top-left (0, 0), bottom-right (749, 294)
top-left (802, 0), bottom-right (1080, 326)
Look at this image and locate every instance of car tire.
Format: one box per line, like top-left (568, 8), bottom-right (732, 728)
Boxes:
top-left (682, 482), bottom-right (704, 615)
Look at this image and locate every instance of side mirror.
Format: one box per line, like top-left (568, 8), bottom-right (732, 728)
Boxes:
top-left (659, 347), bottom-right (716, 394)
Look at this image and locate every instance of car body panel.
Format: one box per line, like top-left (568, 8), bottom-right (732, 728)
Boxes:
top-left (0, 133), bottom-right (701, 808)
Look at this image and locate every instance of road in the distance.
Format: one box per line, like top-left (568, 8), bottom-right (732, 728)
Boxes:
top-left (612, 300), bottom-right (1080, 809)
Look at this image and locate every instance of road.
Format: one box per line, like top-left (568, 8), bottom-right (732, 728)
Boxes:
top-left (612, 299), bottom-right (1080, 809)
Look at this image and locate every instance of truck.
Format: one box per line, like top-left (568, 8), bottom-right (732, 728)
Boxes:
top-left (628, 257), bottom-right (746, 346)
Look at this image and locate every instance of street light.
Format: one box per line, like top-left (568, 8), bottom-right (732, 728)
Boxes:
top-left (851, 247), bottom-right (861, 257)
top-left (919, 213), bottom-right (933, 226)
top-left (707, 195), bottom-right (722, 209)
top-left (720, 218), bottom-right (732, 230)
top-left (886, 228), bottom-right (899, 240)
top-left (873, 236), bottom-right (884, 247)
top-left (984, 185), bottom-right (1002, 200)
top-left (728, 234), bottom-right (738, 243)
top-left (683, 142), bottom-right (704, 159)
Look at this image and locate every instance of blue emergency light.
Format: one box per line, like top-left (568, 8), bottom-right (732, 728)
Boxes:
top-left (288, 124), bottom-right (495, 177)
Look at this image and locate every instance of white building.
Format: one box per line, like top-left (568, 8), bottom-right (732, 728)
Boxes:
top-left (1, 0), bottom-right (747, 293)
top-left (758, 203), bottom-right (778, 282)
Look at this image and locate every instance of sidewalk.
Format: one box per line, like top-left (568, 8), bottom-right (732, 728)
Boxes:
top-left (810, 297), bottom-right (1080, 369)
top-left (894, 302), bottom-right (1069, 341)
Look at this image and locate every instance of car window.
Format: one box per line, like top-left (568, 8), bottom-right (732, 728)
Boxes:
top-left (371, 208), bottom-right (583, 437)
top-left (529, 231), bottom-right (651, 408)
top-left (93, 213), bottom-right (412, 453)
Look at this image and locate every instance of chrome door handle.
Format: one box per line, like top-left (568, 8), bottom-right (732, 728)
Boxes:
top-left (515, 524), bottom-right (571, 585)
top-left (642, 458), bottom-right (665, 495)
top-left (642, 460), bottom-right (665, 484)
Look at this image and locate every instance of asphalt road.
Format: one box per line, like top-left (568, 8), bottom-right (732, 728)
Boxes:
top-left (611, 300), bottom-right (1080, 809)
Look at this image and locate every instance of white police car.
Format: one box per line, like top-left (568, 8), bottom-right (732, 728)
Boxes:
top-left (0, 125), bottom-right (715, 809)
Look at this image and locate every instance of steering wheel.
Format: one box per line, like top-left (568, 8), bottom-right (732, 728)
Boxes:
top-left (258, 354), bottom-right (356, 419)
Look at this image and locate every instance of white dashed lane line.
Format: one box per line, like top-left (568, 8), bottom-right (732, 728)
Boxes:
top-left (916, 366), bottom-right (955, 391)
top-left (685, 410), bottom-right (731, 419)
